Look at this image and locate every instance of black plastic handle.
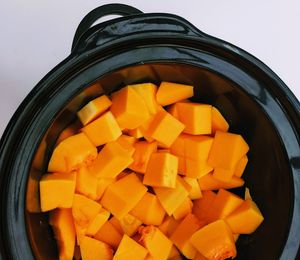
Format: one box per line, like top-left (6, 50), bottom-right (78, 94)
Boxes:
top-left (72, 4), bottom-right (143, 51)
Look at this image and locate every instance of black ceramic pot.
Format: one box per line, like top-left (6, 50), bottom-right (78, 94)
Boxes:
top-left (0, 4), bottom-right (299, 260)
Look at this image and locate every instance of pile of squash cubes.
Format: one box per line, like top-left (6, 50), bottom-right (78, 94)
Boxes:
top-left (39, 82), bottom-right (264, 260)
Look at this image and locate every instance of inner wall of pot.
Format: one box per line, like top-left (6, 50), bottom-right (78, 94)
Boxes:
top-left (26, 63), bottom-right (293, 260)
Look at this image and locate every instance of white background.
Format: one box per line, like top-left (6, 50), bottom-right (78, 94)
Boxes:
top-left (0, 0), bottom-right (300, 137)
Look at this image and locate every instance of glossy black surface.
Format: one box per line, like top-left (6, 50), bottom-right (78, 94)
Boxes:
top-left (0, 4), bottom-right (299, 260)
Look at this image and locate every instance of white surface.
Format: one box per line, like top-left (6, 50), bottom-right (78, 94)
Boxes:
top-left (0, 0), bottom-right (300, 137)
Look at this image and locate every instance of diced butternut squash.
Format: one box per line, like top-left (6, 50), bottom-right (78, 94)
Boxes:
top-left (40, 172), bottom-right (76, 212)
top-left (194, 253), bottom-right (208, 260)
top-left (129, 141), bottom-right (157, 173)
top-left (129, 83), bottom-right (159, 114)
top-left (168, 246), bottom-right (182, 259)
top-left (184, 135), bottom-right (213, 161)
top-left (211, 107), bottom-right (229, 133)
top-left (101, 173), bottom-right (147, 219)
top-left (146, 110), bottom-right (185, 147)
top-left (233, 234), bottom-right (240, 242)
top-left (212, 167), bottom-right (235, 183)
top-left (158, 216), bottom-right (180, 237)
top-left (117, 214), bottom-right (143, 237)
top-left (139, 226), bottom-right (172, 260)
top-left (95, 178), bottom-right (115, 200)
top-left (198, 173), bottom-right (245, 190)
top-left (225, 199), bottom-right (264, 234)
top-left (109, 217), bottom-right (124, 234)
top-left (170, 134), bottom-right (188, 157)
top-left (206, 189), bottom-right (244, 223)
top-left (48, 133), bottom-right (97, 173)
top-left (154, 177), bottom-right (189, 215)
top-left (234, 155), bottom-right (248, 178)
top-left (114, 234), bottom-right (148, 260)
top-left (110, 86), bottom-right (150, 129)
top-left (156, 82), bottom-right (194, 106)
top-left (80, 236), bottom-right (113, 260)
top-left (245, 187), bottom-right (252, 200)
top-left (183, 177), bottom-right (202, 200)
top-left (94, 221), bottom-right (123, 249)
top-left (192, 191), bottom-right (216, 222)
top-left (185, 159), bottom-right (213, 178)
top-left (178, 156), bottom-right (186, 174)
top-left (173, 197), bottom-right (193, 220)
top-left (190, 220), bottom-right (236, 260)
top-left (207, 131), bottom-right (249, 170)
top-left (176, 103), bottom-right (212, 135)
top-left (171, 214), bottom-right (206, 259)
top-left (56, 121), bottom-right (80, 146)
top-left (167, 103), bottom-right (180, 119)
top-left (131, 192), bottom-right (166, 226)
top-left (86, 209), bottom-right (110, 236)
top-left (77, 95), bottom-right (112, 125)
top-left (81, 111), bottom-right (122, 147)
top-left (143, 152), bottom-right (178, 188)
top-left (76, 166), bottom-right (98, 200)
top-left (90, 141), bottom-right (133, 178)
top-left (49, 209), bottom-right (76, 260)
top-left (116, 134), bottom-right (136, 156)
top-left (127, 128), bottom-right (144, 139)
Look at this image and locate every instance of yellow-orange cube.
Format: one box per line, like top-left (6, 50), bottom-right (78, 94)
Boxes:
top-left (192, 190), bottom-right (216, 222)
top-left (184, 135), bottom-right (213, 161)
top-left (234, 155), bottom-right (248, 178)
top-left (86, 209), bottom-right (110, 236)
top-left (101, 173), bottom-right (147, 219)
top-left (80, 236), bottom-right (113, 260)
top-left (76, 166), bottom-right (98, 200)
top-left (116, 134), bottom-right (137, 156)
top-left (211, 106), bottom-right (229, 133)
top-left (143, 152), bottom-right (178, 188)
top-left (81, 111), bottom-right (122, 147)
top-left (185, 159), bottom-right (213, 178)
top-left (173, 197), bottom-right (193, 220)
top-left (94, 221), bottom-right (122, 249)
top-left (183, 177), bottom-right (202, 200)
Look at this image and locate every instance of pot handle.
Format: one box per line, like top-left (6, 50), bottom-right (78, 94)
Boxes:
top-left (72, 4), bottom-right (143, 51)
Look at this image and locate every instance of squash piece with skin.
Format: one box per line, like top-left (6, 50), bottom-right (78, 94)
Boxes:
top-left (90, 141), bottom-right (133, 179)
top-left (49, 209), bottom-right (76, 260)
top-left (130, 192), bottom-right (166, 226)
top-left (143, 152), bottom-right (178, 188)
top-left (156, 82), bottom-right (194, 106)
top-left (101, 173), bottom-right (147, 219)
top-left (113, 234), bottom-right (148, 260)
top-left (110, 86), bottom-right (150, 129)
top-left (48, 133), bottom-right (97, 173)
top-left (80, 236), bottom-right (113, 260)
top-left (40, 172), bottom-right (76, 212)
top-left (171, 214), bottom-right (206, 259)
top-left (138, 226), bottom-right (173, 260)
top-left (129, 141), bottom-right (157, 174)
top-left (81, 111), bottom-right (122, 147)
top-left (190, 220), bottom-right (237, 260)
top-left (211, 106), bottom-right (229, 134)
top-left (77, 95), bottom-right (112, 126)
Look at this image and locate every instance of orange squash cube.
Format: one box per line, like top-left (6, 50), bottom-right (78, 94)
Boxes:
top-left (80, 236), bottom-right (113, 260)
top-left (198, 173), bottom-right (244, 190)
top-left (147, 110), bottom-right (185, 147)
top-left (129, 141), bottom-right (157, 173)
top-left (170, 134), bottom-right (188, 157)
top-left (234, 155), bottom-right (248, 178)
top-left (94, 221), bottom-right (122, 249)
top-left (117, 214), bottom-right (143, 237)
top-left (185, 159), bottom-right (213, 178)
top-left (225, 199), bottom-right (264, 234)
top-left (49, 209), bottom-right (76, 260)
top-left (156, 82), bottom-right (194, 106)
top-left (211, 106), bottom-right (229, 133)
top-left (143, 152), bottom-right (178, 188)
top-left (131, 192), bottom-right (166, 226)
top-left (139, 226), bottom-right (172, 260)
top-left (55, 121), bottom-right (80, 146)
top-left (208, 131), bottom-right (249, 170)
top-left (173, 197), bottom-right (193, 220)
top-left (168, 246), bottom-right (182, 259)
top-left (178, 156), bottom-right (186, 174)
top-left (110, 86), bottom-right (150, 129)
top-left (129, 83), bottom-right (159, 115)
top-left (76, 166), bottom-right (98, 200)
top-left (90, 141), bottom-right (133, 178)
top-left (183, 177), bottom-right (202, 200)
top-left (127, 127), bottom-right (144, 139)
top-left (116, 134), bottom-right (136, 156)
top-left (81, 111), bottom-right (122, 147)
top-left (158, 216), bottom-right (180, 237)
top-left (48, 133), bottom-right (97, 173)
top-left (77, 95), bottom-right (112, 125)
top-left (95, 178), bottom-right (115, 200)
top-left (184, 135), bottom-right (213, 161)
top-left (207, 189), bottom-right (244, 223)
top-left (190, 220), bottom-right (236, 260)
top-left (192, 191), bottom-right (216, 222)
top-left (86, 209), bottom-right (110, 236)
top-left (40, 172), bottom-right (76, 212)
top-left (176, 103), bottom-right (212, 135)
top-left (114, 234), bottom-right (148, 260)
top-left (171, 214), bottom-right (206, 259)
top-left (101, 173), bottom-right (147, 219)
top-left (154, 177), bottom-right (189, 215)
